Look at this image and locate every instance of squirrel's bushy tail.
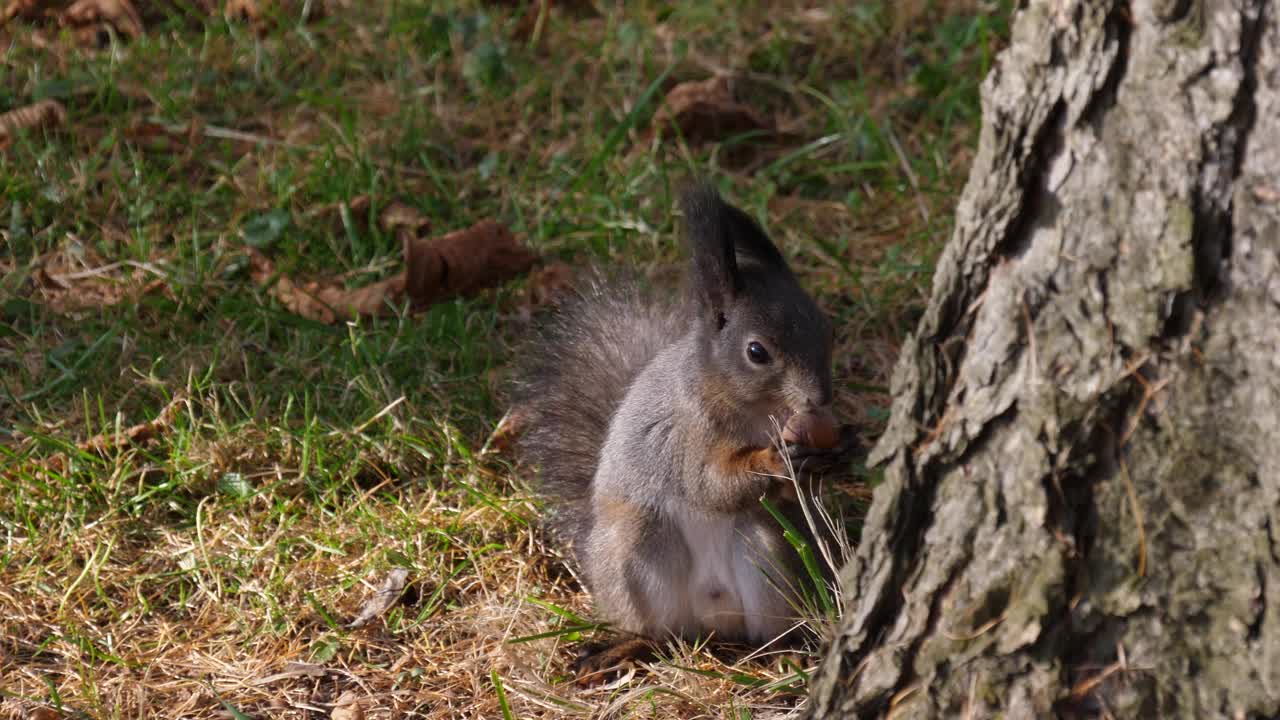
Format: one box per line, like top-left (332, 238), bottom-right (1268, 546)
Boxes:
top-left (514, 275), bottom-right (684, 558)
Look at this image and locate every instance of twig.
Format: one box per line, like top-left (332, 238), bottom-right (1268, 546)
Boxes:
top-left (963, 671), bottom-right (979, 720)
top-left (1118, 458), bottom-right (1147, 577)
top-left (942, 612), bottom-right (1007, 642)
top-left (1120, 367), bottom-right (1169, 446)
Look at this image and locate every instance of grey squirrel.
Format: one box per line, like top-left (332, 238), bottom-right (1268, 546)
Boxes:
top-left (515, 183), bottom-right (851, 680)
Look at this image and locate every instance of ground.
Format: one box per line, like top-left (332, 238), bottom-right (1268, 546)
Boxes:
top-left (1, 2), bottom-right (1007, 717)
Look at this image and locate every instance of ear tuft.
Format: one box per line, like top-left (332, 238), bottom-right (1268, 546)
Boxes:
top-left (680, 181), bottom-right (793, 324)
top-left (718, 200), bottom-right (788, 272)
top-left (681, 181), bottom-right (740, 320)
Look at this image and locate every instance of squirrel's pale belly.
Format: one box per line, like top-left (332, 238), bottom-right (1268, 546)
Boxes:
top-left (672, 507), bottom-right (795, 643)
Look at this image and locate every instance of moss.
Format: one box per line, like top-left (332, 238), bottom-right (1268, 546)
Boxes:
top-left (1171, 1), bottom-right (1209, 49)
top-left (1165, 200), bottom-right (1197, 288)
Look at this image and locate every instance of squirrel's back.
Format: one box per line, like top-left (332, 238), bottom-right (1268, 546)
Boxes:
top-left (514, 276), bottom-right (685, 556)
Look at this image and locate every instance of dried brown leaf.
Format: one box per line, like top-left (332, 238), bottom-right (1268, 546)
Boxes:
top-left (485, 406), bottom-right (527, 455)
top-left (1, 0), bottom-right (54, 25)
top-left (62, 0), bottom-right (143, 38)
top-left (249, 219), bottom-right (536, 324)
top-left (77, 394), bottom-right (188, 455)
top-left (348, 568), bottom-right (410, 629)
top-left (252, 661), bottom-right (328, 686)
top-left (308, 194), bottom-right (372, 235)
top-left (248, 250), bottom-right (405, 324)
top-left (506, 260), bottom-right (578, 323)
top-left (224, 0), bottom-right (323, 26)
top-left (222, 0), bottom-right (258, 20)
top-left (360, 82), bottom-right (401, 118)
top-left (313, 196), bottom-right (426, 239)
top-left (346, 194), bottom-right (372, 220)
top-left (522, 261), bottom-right (576, 311)
top-left (377, 201), bottom-right (430, 235)
top-left (652, 76), bottom-right (770, 143)
top-left (403, 219), bottom-right (538, 308)
top-left (30, 252), bottom-right (169, 314)
top-left (330, 691), bottom-right (364, 720)
top-left (0, 99), bottom-right (66, 141)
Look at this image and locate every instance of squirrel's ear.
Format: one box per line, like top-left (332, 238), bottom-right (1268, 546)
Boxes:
top-left (681, 183), bottom-right (740, 326)
top-left (718, 200), bottom-right (788, 273)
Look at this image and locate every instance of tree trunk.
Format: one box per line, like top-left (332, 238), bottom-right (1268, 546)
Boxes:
top-left (807, 1), bottom-right (1279, 717)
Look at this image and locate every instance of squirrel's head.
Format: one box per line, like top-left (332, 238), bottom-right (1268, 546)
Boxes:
top-left (680, 184), bottom-right (834, 444)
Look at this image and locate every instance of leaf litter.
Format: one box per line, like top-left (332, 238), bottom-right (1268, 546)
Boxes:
top-left (652, 75), bottom-right (772, 143)
top-left (0, 99), bottom-right (66, 145)
top-left (249, 209), bottom-right (538, 324)
top-left (28, 245), bottom-right (170, 314)
top-left (1, 0), bottom-right (320, 45)
top-left (347, 567), bottom-right (410, 629)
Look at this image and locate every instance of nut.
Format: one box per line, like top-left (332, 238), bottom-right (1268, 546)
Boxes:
top-left (781, 408), bottom-right (839, 449)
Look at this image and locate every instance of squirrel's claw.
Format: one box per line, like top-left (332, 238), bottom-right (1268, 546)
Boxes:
top-left (781, 424), bottom-right (860, 474)
top-left (571, 637), bottom-right (654, 687)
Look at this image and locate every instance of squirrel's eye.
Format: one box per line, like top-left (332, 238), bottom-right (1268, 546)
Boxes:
top-left (746, 341), bottom-right (771, 365)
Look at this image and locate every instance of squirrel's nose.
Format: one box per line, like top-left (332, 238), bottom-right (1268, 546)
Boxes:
top-left (789, 373), bottom-right (833, 411)
top-left (809, 378), bottom-right (833, 409)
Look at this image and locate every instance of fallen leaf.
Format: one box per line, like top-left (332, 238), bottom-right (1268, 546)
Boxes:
top-left (485, 406), bottom-right (527, 455)
top-left (77, 394), bottom-right (188, 455)
top-left (506, 260), bottom-right (577, 323)
top-left (402, 219), bottom-right (537, 307)
top-left (346, 194), bottom-right (373, 221)
top-left (252, 661), bottom-right (328, 686)
top-left (348, 568), bottom-right (410, 628)
top-left (61, 0), bottom-right (143, 38)
top-left (330, 691), bottom-right (364, 720)
top-left (652, 76), bottom-right (770, 143)
top-left (377, 201), bottom-right (430, 235)
top-left (1, 0), bottom-right (52, 25)
top-left (224, 0), bottom-right (323, 27)
top-left (30, 249), bottom-right (169, 314)
top-left (522, 261), bottom-right (576, 310)
top-left (249, 218), bottom-right (536, 323)
top-left (360, 82), bottom-right (401, 118)
top-left (27, 707), bottom-right (64, 720)
top-left (307, 194), bottom-right (372, 236)
top-left (20, 391), bottom-right (184, 480)
top-left (248, 250), bottom-right (402, 324)
top-left (223, 0), bottom-right (258, 20)
top-left (313, 196), bottom-right (427, 240)
top-left (0, 99), bottom-right (66, 142)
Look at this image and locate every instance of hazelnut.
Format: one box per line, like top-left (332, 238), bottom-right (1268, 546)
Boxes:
top-left (782, 408), bottom-right (839, 449)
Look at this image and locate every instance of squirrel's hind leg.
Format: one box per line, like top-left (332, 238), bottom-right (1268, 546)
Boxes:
top-left (584, 496), bottom-right (694, 635)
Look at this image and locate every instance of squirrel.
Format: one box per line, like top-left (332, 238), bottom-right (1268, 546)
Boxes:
top-left (515, 183), bottom-right (852, 681)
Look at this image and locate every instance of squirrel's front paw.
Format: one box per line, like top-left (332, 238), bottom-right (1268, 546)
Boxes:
top-left (782, 424), bottom-right (860, 475)
top-left (571, 637), bottom-right (654, 687)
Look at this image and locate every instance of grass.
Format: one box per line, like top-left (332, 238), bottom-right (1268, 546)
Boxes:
top-left (1, 1), bottom-right (1009, 717)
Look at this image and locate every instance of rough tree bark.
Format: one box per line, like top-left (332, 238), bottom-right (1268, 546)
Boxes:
top-left (807, 0), bottom-right (1279, 717)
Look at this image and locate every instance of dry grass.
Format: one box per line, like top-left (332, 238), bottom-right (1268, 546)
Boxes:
top-left (1, 1), bottom-right (1009, 717)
